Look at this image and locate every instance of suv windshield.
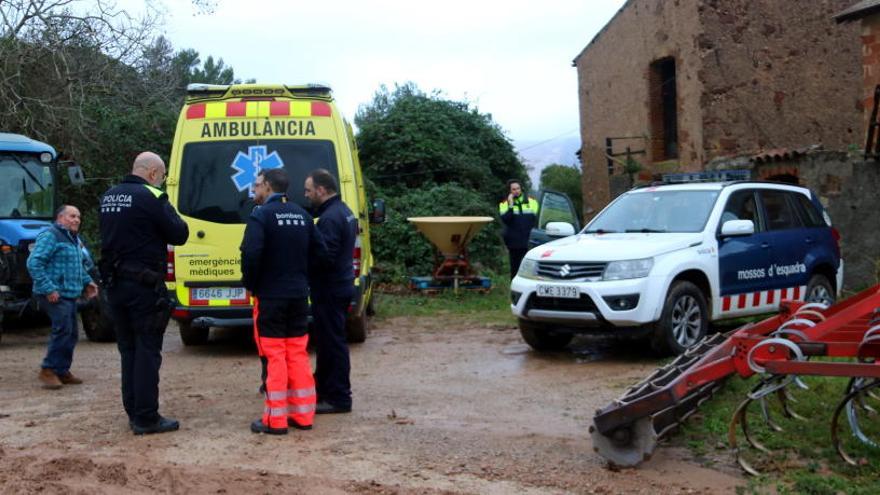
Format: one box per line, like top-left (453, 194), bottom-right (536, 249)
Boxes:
top-left (178, 140), bottom-right (338, 224)
top-left (586, 190), bottom-right (720, 234)
top-left (0, 153), bottom-right (54, 219)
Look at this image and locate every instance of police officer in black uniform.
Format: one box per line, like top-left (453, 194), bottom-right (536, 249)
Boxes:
top-left (304, 169), bottom-right (357, 414)
top-left (99, 151), bottom-right (189, 435)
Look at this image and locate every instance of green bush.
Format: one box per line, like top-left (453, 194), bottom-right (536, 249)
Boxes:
top-left (371, 182), bottom-right (505, 283)
top-left (356, 83), bottom-right (529, 206)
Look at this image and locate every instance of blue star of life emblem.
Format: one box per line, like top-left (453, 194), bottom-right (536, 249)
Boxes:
top-left (230, 145), bottom-right (285, 196)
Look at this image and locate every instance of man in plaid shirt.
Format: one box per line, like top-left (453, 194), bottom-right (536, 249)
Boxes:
top-left (27, 205), bottom-right (98, 389)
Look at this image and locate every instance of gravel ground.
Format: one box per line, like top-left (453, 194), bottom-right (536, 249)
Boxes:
top-left (0, 313), bottom-right (744, 494)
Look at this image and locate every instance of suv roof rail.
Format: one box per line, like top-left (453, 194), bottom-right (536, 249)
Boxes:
top-left (661, 169), bottom-right (751, 184)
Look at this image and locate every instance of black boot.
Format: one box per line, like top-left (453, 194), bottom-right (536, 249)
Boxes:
top-left (287, 418), bottom-right (313, 430)
top-left (250, 419), bottom-right (287, 435)
top-left (315, 400), bottom-right (351, 414)
top-left (132, 416), bottom-right (180, 435)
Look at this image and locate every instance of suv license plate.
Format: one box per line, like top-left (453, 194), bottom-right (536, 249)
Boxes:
top-left (536, 284), bottom-right (579, 299)
top-left (191, 287), bottom-right (246, 301)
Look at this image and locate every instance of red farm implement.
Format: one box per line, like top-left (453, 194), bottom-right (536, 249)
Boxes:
top-left (591, 285), bottom-right (880, 473)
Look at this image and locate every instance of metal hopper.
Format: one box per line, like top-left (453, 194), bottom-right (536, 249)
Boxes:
top-left (407, 216), bottom-right (494, 292)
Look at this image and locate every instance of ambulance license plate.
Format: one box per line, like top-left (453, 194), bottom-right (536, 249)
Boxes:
top-left (191, 287), bottom-right (246, 301)
top-left (536, 284), bottom-right (579, 299)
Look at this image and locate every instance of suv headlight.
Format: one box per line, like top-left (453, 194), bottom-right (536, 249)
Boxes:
top-left (517, 258), bottom-right (539, 279)
top-left (603, 258), bottom-right (653, 281)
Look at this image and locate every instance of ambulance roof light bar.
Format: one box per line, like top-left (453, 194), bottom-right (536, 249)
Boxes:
top-left (186, 83), bottom-right (229, 93)
top-left (186, 83), bottom-right (333, 100)
top-left (286, 83), bottom-right (333, 97)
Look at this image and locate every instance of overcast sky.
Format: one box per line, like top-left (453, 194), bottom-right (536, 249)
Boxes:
top-left (154, 0), bottom-right (626, 148)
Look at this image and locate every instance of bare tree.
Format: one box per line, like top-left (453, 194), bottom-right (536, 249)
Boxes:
top-left (0, 0), bottom-right (164, 148)
top-left (191, 0), bottom-right (218, 15)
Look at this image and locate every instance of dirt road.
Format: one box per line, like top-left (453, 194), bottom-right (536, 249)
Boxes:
top-left (0, 314), bottom-right (743, 494)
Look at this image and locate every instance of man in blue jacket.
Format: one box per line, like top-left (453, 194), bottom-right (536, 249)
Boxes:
top-left (99, 152), bottom-right (189, 435)
top-left (305, 169), bottom-right (357, 414)
top-left (28, 205), bottom-right (98, 389)
top-left (499, 179), bottom-right (539, 279)
top-left (242, 168), bottom-right (323, 434)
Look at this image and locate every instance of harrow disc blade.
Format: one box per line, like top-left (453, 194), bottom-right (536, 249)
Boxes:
top-left (590, 417), bottom-right (658, 467)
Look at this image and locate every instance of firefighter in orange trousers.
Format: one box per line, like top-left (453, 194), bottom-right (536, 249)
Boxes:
top-left (241, 168), bottom-right (325, 434)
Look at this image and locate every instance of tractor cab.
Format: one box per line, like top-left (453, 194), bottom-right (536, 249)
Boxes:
top-left (0, 133), bottom-right (85, 343)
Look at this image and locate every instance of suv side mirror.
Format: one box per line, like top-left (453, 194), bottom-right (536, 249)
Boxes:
top-left (369, 198), bottom-right (386, 225)
top-left (720, 219), bottom-right (754, 237)
top-left (545, 221), bottom-right (575, 236)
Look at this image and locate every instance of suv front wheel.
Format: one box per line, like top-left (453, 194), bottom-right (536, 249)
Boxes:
top-left (652, 281), bottom-right (708, 355)
top-left (519, 319), bottom-right (573, 351)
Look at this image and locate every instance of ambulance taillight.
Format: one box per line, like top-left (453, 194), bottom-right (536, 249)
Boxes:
top-left (352, 238), bottom-right (362, 278)
top-left (166, 245), bottom-right (176, 282)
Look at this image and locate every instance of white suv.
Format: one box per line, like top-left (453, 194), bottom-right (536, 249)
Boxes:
top-left (511, 180), bottom-right (843, 354)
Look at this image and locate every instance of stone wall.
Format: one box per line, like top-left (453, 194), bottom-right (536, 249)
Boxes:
top-left (797, 154), bottom-right (880, 292)
top-left (698, 0), bottom-right (862, 159)
top-left (575, 0), bottom-right (863, 220)
top-left (574, 0), bottom-right (704, 219)
top-left (858, 14), bottom-right (880, 134)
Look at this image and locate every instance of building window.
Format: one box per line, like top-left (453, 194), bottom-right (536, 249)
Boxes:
top-left (649, 57), bottom-right (678, 161)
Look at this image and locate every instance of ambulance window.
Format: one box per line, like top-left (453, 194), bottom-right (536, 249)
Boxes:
top-left (758, 190), bottom-right (802, 231)
top-left (178, 140), bottom-right (338, 224)
top-left (345, 127), bottom-right (363, 207)
top-left (793, 192), bottom-right (825, 228)
top-left (720, 190), bottom-right (761, 231)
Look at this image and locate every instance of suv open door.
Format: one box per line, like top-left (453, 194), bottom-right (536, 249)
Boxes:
top-left (528, 189), bottom-right (580, 249)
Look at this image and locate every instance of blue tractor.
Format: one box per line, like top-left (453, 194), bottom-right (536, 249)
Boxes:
top-left (0, 133), bottom-right (114, 344)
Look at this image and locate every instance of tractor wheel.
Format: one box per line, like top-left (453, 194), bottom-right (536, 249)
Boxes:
top-left (81, 290), bottom-right (116, 342)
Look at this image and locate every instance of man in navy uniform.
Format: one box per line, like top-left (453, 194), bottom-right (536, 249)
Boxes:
top-left (242, 168), bottom-right (321, 434)
top-left (99, 151), bottom-right (189, 435)
top-left (304, 169), bottom-right (357, 414)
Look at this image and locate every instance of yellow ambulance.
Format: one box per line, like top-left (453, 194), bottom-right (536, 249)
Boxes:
top-left (165, 83), bottom-right (383, 345)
